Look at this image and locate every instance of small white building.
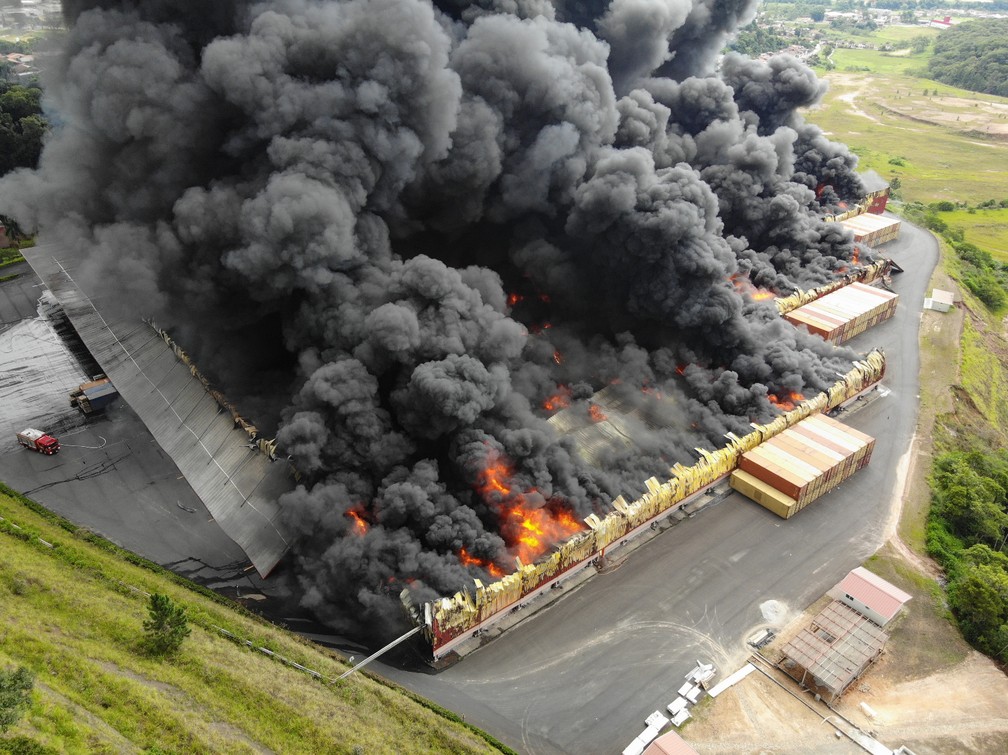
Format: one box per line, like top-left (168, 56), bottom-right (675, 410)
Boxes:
top-left (829, 566), bottom-right (912, 627)
top-left (924, 288), bottom-right (955, 312)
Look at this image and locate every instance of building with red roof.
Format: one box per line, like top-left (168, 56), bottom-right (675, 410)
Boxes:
top-left (829, 566), bottom-right (912, 627)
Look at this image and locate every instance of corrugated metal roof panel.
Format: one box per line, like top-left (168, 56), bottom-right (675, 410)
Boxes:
top-left (22, 243), bottom-right (291, 577)
top-left (830, 567), bottom-right (912, 623)
top-left (780, 600), bottom-right (888, 696)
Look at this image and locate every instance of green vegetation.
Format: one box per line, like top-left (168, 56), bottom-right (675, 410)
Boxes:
top-left (929, 19), bottom-right (1008, 98)
top-left (142, 594), bottom-right (191, 657)
top-left (0, 81), bottom-right (46, 175)
top-left (901, 203), bottom-right (1008, 311)
top-left (729, 24), bottom-right (789, 56)
top-left (0, 247), bottom-right (25, 270)
top-left (927, 449), bottom-right (1008, 664)
top-left (0, 484), bottom-right (509, 754)
top-left (0, 668), bottom-right (34, 734)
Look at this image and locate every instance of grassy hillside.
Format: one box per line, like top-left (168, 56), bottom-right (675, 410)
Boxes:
top-left (0, 485), bottom-right (510, 755)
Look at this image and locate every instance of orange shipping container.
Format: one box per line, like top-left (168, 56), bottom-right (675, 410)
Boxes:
top-left (784, 282), bottom-right (898, 344)
top-left (733, 413), bottom-right (875, 515)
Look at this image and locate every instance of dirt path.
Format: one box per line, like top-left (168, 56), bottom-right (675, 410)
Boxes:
top-left (837, 86), bottom-right (882, 124)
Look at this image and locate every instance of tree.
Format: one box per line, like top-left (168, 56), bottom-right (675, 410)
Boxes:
top-left (901, 9), bottom-right (917, 23)
top-left (143, 593), bottom-right (191, 656)
top-left (810, 8), bottom-right (826, 22)
top-left (0, 81), bottom-right (47, 176)
top-left (910, 35), bottom-right (932, 54)
top-left (928, 19), bottom-right (1008, 98)
top-left (0, 666), bottom-right (35, 733)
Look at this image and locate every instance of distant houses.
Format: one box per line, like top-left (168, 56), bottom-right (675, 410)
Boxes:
top-left (3, 52), bottom-right (40, 80)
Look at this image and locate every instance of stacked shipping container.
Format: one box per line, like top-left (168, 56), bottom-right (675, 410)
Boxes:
top-left (839, 213), bottom-right (901, 246)
top-left (730, 413), bottom-right (875, 519)
top-left (784, 282), bottom-right (898, 343)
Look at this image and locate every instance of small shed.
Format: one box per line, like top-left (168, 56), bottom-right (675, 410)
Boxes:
top-left (924, 289), bottom-right (954, 313)
top-left (829, 566), bottom-right (912, 627)
top-left (779, 600), bottom-right (889, 703)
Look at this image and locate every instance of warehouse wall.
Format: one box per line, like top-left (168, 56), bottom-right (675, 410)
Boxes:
top-left (774, 259), bottom-right (893, 316)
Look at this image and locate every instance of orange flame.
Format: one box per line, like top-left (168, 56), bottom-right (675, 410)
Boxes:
top-left (553, 350), bottom-right (563, 365)
top-left (345, 507), bottom-right (369, 536)
top-left (588, 403), bottom-right (607, 423)
top-left (543, 385), bottom-right (572, 412)
top-left (851, 247), bottom-right (861, 266)
top-left (768, 389), bottom-right (806, 411)
top-left (507, 292), bottom-right (524, 307)
top-left (642, 383), bottom-right (664, 400)
top-left (458, 547), bottom-right (504, 578)
top-left (675, 364), bottom-right (687, 376)
top-left (730, 272), bottom-right (775, 302)
top-left (476, 449), bottom-right (584, 566)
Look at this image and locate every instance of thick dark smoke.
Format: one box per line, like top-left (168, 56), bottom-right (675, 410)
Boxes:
top-left (1, 0), bottom-right (872, 637)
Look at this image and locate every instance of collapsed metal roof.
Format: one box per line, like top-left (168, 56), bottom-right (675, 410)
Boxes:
top-left (780, 600), bottom-right (889, 699)
top-left (546, 383), bottom-right (679, 468)
top-left (23, 243), bottom-right (291, 576)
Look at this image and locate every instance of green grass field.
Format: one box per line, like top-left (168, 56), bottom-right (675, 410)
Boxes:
top-left (937, 208), bottom-right (1008, 258)
top-left (830, 47), bottom-right (928, 75)
top-left (0, 486), bottom-right (508, 755)
top-left (806, 73), bottom-right (1008, 203)
top-left (805, 47), bottom-right (1008, 260)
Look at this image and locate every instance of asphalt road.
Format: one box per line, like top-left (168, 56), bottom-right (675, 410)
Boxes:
top-left (378, 217), bottom-right (938, 754)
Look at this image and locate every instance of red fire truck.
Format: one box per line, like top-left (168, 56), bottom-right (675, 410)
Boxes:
top-left (16, 428), bottom-right (60, 455)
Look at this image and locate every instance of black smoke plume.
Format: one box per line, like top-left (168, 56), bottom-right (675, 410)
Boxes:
top-left (1, 0), bottom-right (871, 637)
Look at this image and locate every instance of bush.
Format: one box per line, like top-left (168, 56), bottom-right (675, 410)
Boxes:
top-left (964, 272), bottom-right (1007, 310)
top-left (0, 667), bottom-right (34, 734)
top-left (143, 593), bottom-right (191, 656)
top-left (929, 449), bottom-right (1008, 664)
top-left (930, 200), bottom-right (955, 212)
top-left (0, 736), bottom-right (57, 754)
top-left (923, 212), bottom-right (948, 233)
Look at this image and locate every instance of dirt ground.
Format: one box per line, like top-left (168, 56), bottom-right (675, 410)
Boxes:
top-left (825, 72), bottom-right (1008, 137)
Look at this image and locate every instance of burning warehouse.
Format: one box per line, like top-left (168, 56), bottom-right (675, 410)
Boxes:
top-left (1, 0), bottom-right (891, 639)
